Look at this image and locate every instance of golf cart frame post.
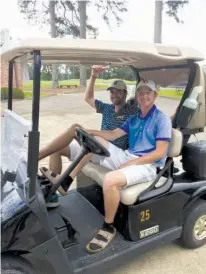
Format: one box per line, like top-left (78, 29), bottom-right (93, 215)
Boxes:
top-left (8, 60), bottom-right (13, 110)
top-left (27, 50), bottom-right (41, 200)
top-left (7, 50), bottom-right (42, 201)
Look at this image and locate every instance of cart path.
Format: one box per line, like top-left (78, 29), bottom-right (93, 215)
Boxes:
top-left (1, 92), bottom-right (206, 274)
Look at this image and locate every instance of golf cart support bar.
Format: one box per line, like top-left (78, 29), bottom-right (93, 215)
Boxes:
top-left (46, 146), bottom-right (90, 201)
top-left (8, 60), bottom-right (13, 110)
top-left (27, 50), bottom-right (41, 201)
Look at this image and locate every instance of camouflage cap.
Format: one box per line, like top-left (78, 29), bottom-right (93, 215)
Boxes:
top-left (107, 80), bottom-right (127, 91)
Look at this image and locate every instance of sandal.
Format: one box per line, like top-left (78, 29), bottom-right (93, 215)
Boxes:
top-left (40, 167), bottom-right (68, 196)
top-left (86, 227), bottom-right (116, 254)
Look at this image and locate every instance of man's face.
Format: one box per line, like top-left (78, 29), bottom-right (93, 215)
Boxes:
top-left (136, 86), bottom-right (157, 108)
top-left (109, 88), bottom-right (126, 105)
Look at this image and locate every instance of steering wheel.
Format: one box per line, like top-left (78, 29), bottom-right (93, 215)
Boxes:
top-left (75, 127), bottom-right (110, 157)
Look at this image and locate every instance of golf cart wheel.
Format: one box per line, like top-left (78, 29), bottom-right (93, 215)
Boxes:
top-left (1, 255), bottom-right (35, 274)
top-left (181, 199), bottom-right (206, 249)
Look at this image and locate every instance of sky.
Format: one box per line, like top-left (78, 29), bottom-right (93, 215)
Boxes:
top-left (1, 0), bottom-right (206, 64)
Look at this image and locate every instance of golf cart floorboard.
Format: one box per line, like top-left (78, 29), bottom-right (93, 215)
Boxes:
top-left (65, 227), bottom-right (182, 274)
top-left (55, 190), bottom-right (104, 245)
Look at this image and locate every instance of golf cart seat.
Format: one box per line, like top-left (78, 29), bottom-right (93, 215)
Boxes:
top-left (81, 128), bottom-right (183, 205)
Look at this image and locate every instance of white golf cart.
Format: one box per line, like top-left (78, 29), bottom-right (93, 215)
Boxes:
top-left (1, 38), bottom-right (206, 274)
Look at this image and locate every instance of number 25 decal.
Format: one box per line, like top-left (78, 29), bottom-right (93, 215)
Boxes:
top-left (140, 209), bottom-right (151, 222)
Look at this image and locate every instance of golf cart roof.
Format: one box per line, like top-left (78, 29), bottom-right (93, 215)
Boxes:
top-left (1, 38), bottom-right (205, 85)
top-left (1, 38), bottom-right (204, 67)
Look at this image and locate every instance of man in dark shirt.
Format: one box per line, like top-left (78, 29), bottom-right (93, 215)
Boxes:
top-left (39, 66), bottom-right (139, 207)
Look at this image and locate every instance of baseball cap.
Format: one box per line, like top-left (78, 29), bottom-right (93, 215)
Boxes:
top-left (136, 79), bottom-right (157, 92)
top-left (107, 80), bottom-right (127, 91)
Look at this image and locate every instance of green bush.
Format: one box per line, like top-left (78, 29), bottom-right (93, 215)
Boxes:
top-left (1, 87), bottom-right (25, 100)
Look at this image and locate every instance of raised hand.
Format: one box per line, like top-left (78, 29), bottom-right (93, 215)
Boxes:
top-left (91, 65), bottom-right (109, 78)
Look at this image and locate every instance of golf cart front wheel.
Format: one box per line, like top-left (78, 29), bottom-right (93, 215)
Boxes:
top-left (1, 255), bottom-right (35, 274)
top-left (181, 200), bottom-right (206, 249)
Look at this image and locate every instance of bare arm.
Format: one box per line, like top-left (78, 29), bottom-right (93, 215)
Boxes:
top-left (84, 76), bottom-right (96, 108)
top-left (86, 128), bottom-right (126, 141)
top-left (84, 66), bottom-right (106, 108)
top-left (134, 141), bottom-right (169, 164)
top-left (120, 141), bottom-right (169, 168)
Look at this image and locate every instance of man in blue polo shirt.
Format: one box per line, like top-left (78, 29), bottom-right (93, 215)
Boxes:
top-left (80, 79), bottom-right (172, 253)
top-left (40, 78), bottom-right (172, 253)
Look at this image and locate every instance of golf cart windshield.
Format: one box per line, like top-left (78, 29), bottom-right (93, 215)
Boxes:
top-left (1, 38), bottom-right (206, 201)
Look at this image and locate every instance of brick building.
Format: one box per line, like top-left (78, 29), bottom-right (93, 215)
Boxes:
top-left (1, 29), bottom-right (23, 89)
top-left (0, 60), bottom-right (23, 88)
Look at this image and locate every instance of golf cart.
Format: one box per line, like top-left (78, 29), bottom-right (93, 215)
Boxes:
top-left (1, 38), bottom-right (206, 274)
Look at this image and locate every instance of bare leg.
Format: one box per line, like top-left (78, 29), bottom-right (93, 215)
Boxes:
top-left (103, 170), bottom-right (127, 223)
top-left (40, 136), bottom-right (108, 193)
top-left (49, 147), bottom-right (71, 174)
top-left (68, 136), bottom-right (109, 180)
top-left (85, 170), bottom-right (127, 254)
top-left (39, 123), bottom-right (79, 161)
top-left (69, 153), bottom-right (92, 179)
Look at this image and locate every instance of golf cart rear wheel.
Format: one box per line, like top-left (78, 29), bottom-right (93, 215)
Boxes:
top-left (181, 200), bottom-right (206, 249)
top-left (1, 255), bottom-right (35, 274)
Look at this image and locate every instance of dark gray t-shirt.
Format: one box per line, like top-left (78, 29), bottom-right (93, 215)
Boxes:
top-left (95, 99), bottom-right (139, 150)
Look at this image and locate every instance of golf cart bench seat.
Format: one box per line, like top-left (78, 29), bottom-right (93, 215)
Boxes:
top-left (81, 128), bottom-right (183, 205)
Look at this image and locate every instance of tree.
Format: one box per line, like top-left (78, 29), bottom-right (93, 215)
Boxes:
top-left (165, 1), bottom-right (189, 23)
top-left (154, 0), bottom-right (189, 43)
top-left (79, 1), bottom-right (87, 87)
top-left (49, 1), bottom-right (59, 88)
top-left (18, 1), bottom-right (128, 87)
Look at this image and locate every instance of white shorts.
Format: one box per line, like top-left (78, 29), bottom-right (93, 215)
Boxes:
top-left (96, 143), bottom-right (157, 187)
top-left (68, 140), bottom-right (81, 161)
top-left (68, 140), bottom-right (156, 187)
top-left (68, 140), bottom-right (100, 164)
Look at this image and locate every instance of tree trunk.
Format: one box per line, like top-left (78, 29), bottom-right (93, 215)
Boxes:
top-left (78, 1), bottom-right (87, 88)
top-left (154, 0), bottom-right (163, 43)
top-left (49, 1), bottom-right (59, 88)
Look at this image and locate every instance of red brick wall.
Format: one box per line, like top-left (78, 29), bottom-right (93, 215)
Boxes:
top-left (0, 60), bottom-right (23, 88)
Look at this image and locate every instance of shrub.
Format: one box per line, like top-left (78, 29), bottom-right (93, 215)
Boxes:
top-left (1, 87), bottom-right (25, 100)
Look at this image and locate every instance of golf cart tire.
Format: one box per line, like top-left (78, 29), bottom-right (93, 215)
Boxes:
top-left (1, 255), bottom-right (35, 274)
top-left (180, 199), bottom-right (206, 249)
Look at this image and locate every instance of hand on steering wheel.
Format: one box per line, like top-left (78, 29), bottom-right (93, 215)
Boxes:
top-left (75, 127), bottom-right (110, 157)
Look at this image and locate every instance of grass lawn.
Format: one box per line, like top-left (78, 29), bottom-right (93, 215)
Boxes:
top-left (158, 89), bottom-right (184, 99)
top-left (23, 79), bottom-right (135, 89)
top-left (24, 91), bottom-right (48, 99)
top-left (23, 80), bottom-right (184, 99)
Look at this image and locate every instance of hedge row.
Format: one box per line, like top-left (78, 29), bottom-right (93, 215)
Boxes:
top-left (1, 87), bottom-right (24, 100)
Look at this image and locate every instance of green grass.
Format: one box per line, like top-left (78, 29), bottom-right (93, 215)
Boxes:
top-left (24, 91), bottom-right (48, 98)
top-left (22, 79), bottom-right (135, 89)
top-left (23, 80), bottom-right (184, 99)
top-left (158, 89), bottom-right (184, 99)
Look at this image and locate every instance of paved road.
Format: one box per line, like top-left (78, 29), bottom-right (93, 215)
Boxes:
top-left (1, 92), bottom-right (206, 274)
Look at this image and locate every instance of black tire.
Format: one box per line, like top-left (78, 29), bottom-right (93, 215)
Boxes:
top-left (180, 199), bottom-right (206, 249)
top-left (1, 255), bottom-right (36, 274)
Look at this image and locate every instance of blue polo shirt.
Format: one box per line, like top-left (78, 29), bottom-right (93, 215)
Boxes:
top-left (120, 105), bottom-right (172, 166)
top-left (95, 99), bottom-right (139, 150)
